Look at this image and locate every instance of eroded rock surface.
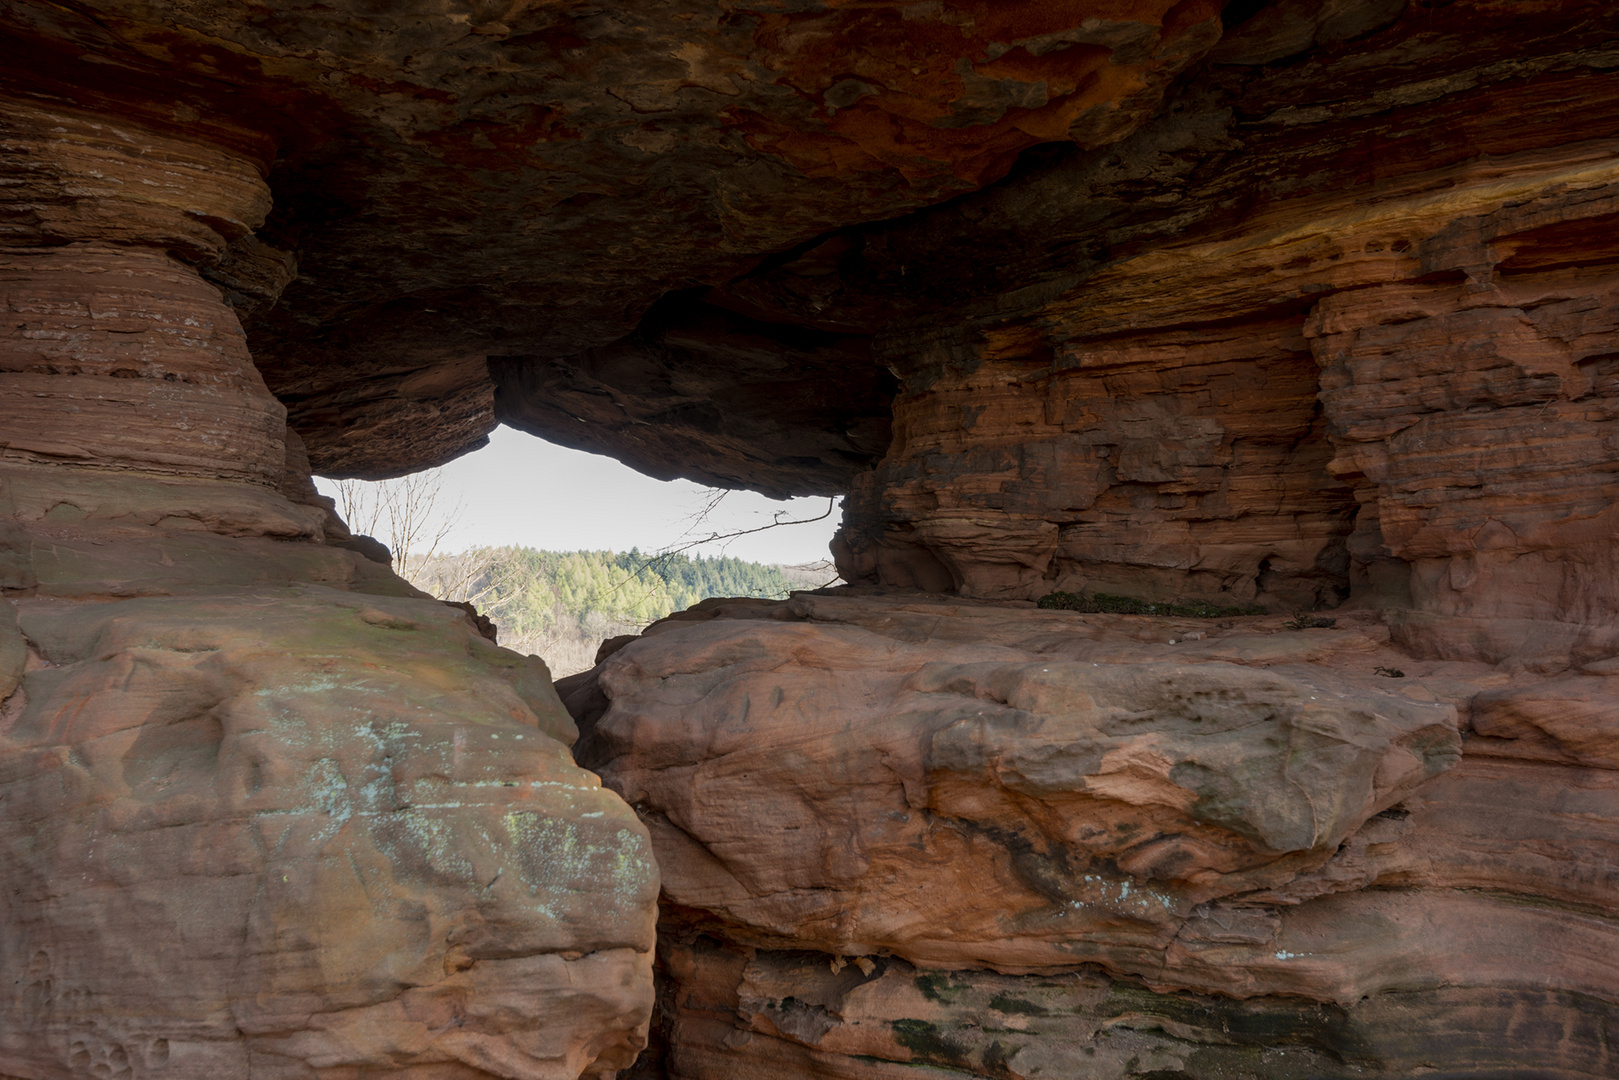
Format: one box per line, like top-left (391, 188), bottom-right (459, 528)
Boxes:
top-left (565, 592), bottom-right (1619, 1078)
top-left (830, 1), bottom-right (1619, 670)
top-left (0, 479), bottom-right (662, 1080)
top-left (642, 939), bottom-right (1619, 1080)
top-left (3, 585), bottom-right (656, 1080)
top-left (9, 0), bottom-right (1619, 1076)
top-left (1, 80), bottom-right (659, 1077)
top-left (0, 0), bottom-right (1226, 487)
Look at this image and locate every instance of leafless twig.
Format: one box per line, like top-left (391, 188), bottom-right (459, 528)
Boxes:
top-left (612, 496), bottom-right (838, 594)
top-left (332, 468), bottom-right (464, 578)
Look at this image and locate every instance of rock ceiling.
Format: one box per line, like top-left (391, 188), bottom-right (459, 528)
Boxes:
top-left (7, 1), bottom-right (1615, 493)
top-left (1, 0), bottom-right (1217, 490)
top-left (7, 3), bottom-right (1619, 1078)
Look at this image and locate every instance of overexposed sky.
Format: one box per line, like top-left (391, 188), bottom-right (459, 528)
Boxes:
top-left (314, 425), bottom-right (843, 566)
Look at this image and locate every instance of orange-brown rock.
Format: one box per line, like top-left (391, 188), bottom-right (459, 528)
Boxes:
top-left (2, 584), bottom-right (657, 1080)
top-left (638, 935), bottom-right (1619, 1079)
top-left (567, 590), bottom-right (1619, 1078)
top-left (1, 89), bottom-right (660, 1079)
top-left (0, 458), bottom-right (664, 1079)
top-left (1312, 270), bottom-right (1619, 664)
top-left (1, 100), bottom-right (287, 486)
top-left (10, 1), bottom-right (1619, 1076)
top-left (827, 2), bottom-right (1619, 667)
top-left (835, 317), bottom-right (1355, 605)
top-left (0, 0), bottom-right (1228, 489)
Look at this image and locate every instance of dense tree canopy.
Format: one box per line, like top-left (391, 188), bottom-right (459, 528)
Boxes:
top-left (413, 547), bottom-right (804, 653)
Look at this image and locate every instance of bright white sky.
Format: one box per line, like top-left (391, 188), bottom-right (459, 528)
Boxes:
top-left (314, 424), bottom-right (843, 566)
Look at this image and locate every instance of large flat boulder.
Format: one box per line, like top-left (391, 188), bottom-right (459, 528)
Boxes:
top-left (565, 591), bottom-right (1619, 1078)
top-left (578, 596), bottom-right (1459, 983)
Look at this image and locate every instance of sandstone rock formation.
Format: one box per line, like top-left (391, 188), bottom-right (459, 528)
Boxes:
top-left (1, 471), bottom-right (662, 1079)
top-left (3, 578), bottom-right (656, 1080)
top-left (829, 1), bottom-right (1619, 670)
top-left (565, 592), bottom-right (1619, 1078)
top-left (0, 0), bottom-right (1228, 489)
top-left (1, 80), bottom-right (657, 1078)
top-left (8, 0), bottom-right (1619, 1076)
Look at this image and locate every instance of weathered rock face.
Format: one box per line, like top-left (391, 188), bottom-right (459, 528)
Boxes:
top-left (566, 592), bottom-right (1619, 1078)
top-left (0, 0), bottom-right (1227, 488)
top-left (1, 85), bottom-right (659, 1080)
top-left (644, 939), bottom-right (1619, 1079)
top-left (835, 318), bottom-right (1356, 607)
top-left (1, 100), bottom-right (286, 485)
top-left (827, 0), bottom-right (1619, 668)
top-left (10, 1), bottom-right (1619, 1077)
top-left (581, 599), bottom-right (1463, 976)
top-left (0, 461), bottom-right (663, 1078)
top-left (489, 300), bottom-right (895, 496)
top-left (2, 584), bottom-right (656, 1080)
top-left (1314, 271), bottom-right (1619, 664)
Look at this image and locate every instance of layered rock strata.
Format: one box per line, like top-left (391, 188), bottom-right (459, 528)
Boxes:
top-left (7, 1), bottom-right (1619, 1077)
top-left (830, 1), bottom-right (1619, 673)
top-left (0, 100), bottom-right (285, 484)
top-left (1, 97), bottom-right (657, 1080)
top-left (834, 150), bottom-right (1619, 667)
top-left (565, 592), bottom-right (1619, 1078)
top-left (0, 0), bottom-right (1231, 486)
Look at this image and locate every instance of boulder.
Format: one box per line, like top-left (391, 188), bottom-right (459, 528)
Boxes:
top-left (572, 591), bottom-right (1619, 1077)
top-left (1, 585), bottom-right (658, 1079)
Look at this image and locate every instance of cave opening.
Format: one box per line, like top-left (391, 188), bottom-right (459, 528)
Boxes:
top-left (5, 1), bottom-right (1619, 1078)
top-left (312, 425), bottom-right (846, 675)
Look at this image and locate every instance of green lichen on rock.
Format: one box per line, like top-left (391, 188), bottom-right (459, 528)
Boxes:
top-left (915, 972), bottom-right (964, 1003)
top-left (891, 1019), bottom-right (970, 1067)
top-left (987, 992), bottom-right (1048, 1016)
top-left (1036, 591), bottom-right (1266, 618)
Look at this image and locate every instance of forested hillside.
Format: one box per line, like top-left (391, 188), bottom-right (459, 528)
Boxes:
top-left (408, 547), bottom-right (835, 674)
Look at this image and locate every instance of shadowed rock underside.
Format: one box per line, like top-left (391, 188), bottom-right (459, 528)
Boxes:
top-left (5, 0), bottom-right (1619, 1077)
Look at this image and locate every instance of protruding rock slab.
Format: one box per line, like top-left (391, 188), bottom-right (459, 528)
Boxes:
top-left (568, 591), bottom-right (1619, 1078)
top-left (0, 586), bottom-right (658, 1080)
top-left (578, 594), bottom-right (1459, 982)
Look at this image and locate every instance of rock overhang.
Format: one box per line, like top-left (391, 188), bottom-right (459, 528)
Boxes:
top-left (7, 0), bottom-right (1619, 626)
top-left (8, 3), bottom-right (1619, 1077)
top-left (1, 0), bottom-right (1234, 491)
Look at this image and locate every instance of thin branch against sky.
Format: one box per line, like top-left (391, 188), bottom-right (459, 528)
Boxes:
top-left (313, 426), bottom-right (845, 565)
top-left (673, 487), bottom-right (733, 539)
top-left (659, 496), bottom-right (837, 557)
top-left (602, 496), bottom-right (840, 603)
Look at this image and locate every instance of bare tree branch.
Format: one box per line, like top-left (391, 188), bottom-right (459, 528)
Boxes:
top-left (330, 468), bottom-right (464, 580)
top-left (606, 496), bottom-right (839, 600)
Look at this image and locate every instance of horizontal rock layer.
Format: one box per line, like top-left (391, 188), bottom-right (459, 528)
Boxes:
top-left (565, 591), bottom-right (1619, 1078)
top-left (0, 246), bottom-right (288, 485)
top-left (1, 79), bottom-right (662, 1076)
top-left (835, 318), bottom-right (1356, 606)
top-left (830, 3), bottom-right (1619, 666)
top-left (0, 0), bottom-right (1229, 485)
top-left (0, 99), bottom-right (289, 487)
top-left (645, 939), bottom-right (1619, 1079)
